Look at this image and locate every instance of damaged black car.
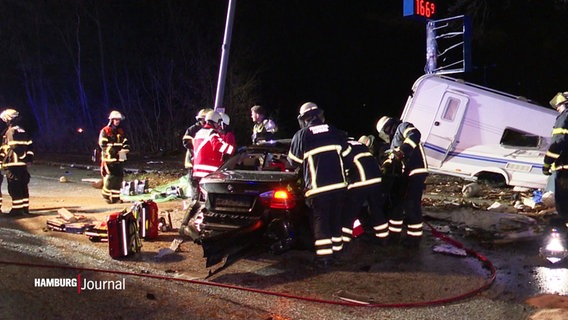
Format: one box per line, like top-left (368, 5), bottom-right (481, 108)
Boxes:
top-left (180, 139), bottom-right (313, 267)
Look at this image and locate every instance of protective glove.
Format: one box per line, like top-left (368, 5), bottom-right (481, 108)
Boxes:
top-left (391, 148), bottom-right (404, 161)
top-left (543, 163), bottom-right (552, 176)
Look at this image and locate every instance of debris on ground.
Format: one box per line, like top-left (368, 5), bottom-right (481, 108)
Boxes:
top-left (432, 244), bottom-right (467, 257)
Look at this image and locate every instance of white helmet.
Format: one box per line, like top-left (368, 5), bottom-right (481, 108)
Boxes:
top-left (108, 110), bottom-right (125, 120)
top-left (376, 116), bottom-right (398, 144)
top-left (298, 102), bottom-right (320, 118)
top-left (0, 108), bottom-right (19, 123)
top-left (196, 108), bottom-right (212, 121)
top-left (205, 110), bottom-right (222, 124)
top-left (220, 113), bottom-right (230, 126)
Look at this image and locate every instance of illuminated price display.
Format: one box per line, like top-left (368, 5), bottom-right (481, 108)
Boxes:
top-left (403, 0), bottom-right (437, 19)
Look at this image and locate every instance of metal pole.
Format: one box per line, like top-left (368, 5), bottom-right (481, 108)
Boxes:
top-left (214, 0), bottom-right (237, 112)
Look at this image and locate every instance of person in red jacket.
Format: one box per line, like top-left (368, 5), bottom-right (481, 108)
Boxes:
top-left (219, 112), bottom-right (236, 149)
top-left (191, 110), bottom-right (235, 183)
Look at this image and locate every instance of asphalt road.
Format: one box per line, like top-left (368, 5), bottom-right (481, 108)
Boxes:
top-left (0, 163), bottom-right (567, 319)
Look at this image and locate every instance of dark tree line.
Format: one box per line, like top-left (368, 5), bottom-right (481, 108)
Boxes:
top-left (0, 0), bottom-right (567, 155)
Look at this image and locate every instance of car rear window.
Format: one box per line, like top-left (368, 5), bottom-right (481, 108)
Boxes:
top-left (223, 151), bottom-right (295, 172)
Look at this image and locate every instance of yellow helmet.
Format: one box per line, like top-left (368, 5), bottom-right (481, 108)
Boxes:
top-left (549, 92), bottom-right (568, 109)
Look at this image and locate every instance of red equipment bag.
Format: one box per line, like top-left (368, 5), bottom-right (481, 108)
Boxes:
top-left (107, 211), bottom-right (141, 258)
top-left (132, 200), bottom-right (159, 240)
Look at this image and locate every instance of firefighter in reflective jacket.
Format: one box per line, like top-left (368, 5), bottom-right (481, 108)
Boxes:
top-left (543, 92), bottom-right (568, 233)
top-left (287, 102), bottom-right (350, 269)
top-left (183, 108), bottom-right (212, 200)
top-left (98, 110), bottom-right (129, 204)
top-left (0, 108), bottom-right (34, 216)
top-left (376, 116), bottom-right (428, 247)
top-left (341, 137), bottom-right (386, 248)
top-left (192, 110), bottom-right (235, 181)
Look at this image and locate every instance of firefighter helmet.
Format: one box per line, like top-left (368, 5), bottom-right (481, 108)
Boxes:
top-left (358, 135), bottom-right (375, 148)
top-left (549, 92), bottom-right (568, 109)
top-left (195, 108), bottom-right (212, 121)
top-left (297, 102), bottom-right (324, 128)
top-left (108, 110), bottom-right (125, 120)
top-left (220, 112), bottom-right (230, 126)
top-left (0, 108), bottom-right (19, 123)
top-left (376, 116), bottom-right (399, 144)
top-left (205, 110), bottom-right (222, 124)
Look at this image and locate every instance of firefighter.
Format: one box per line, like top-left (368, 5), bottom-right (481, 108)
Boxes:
top-left (191, 110), bottom-right (235, 181)
top-left (340, 136), bottom-right (387, 252)
top-left (287, 102), bottom-right (350, 269)
top-left (376, 116), bottom-right (428, 247)
top-left (219, 112), bottom-right (236, 148)
top-left (182, 108), bottom-right (212, 200)
top-left (543, 92), bottom-right (568, 234)
top-left (250, 105), bottom-right (278, 144)
top-left (0, 108), bottom-right (34, 216)
top-left (98, 110), bottom-right (129, 204)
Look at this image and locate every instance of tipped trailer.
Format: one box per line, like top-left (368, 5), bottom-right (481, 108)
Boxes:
top-left (400, 74), bottom-right (557, 189)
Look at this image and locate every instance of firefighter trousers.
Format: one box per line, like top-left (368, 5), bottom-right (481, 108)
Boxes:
top-left (388, 173), bottom-right (427, 238)
top-left (341, 183), bottom-right (386, 241)
top-left (554, 170), bottom-right (568, 227)
top-left (102, 162), bottom-right (124, 203)
top-left (5, 166), bottom-right (31, 214)
top-left (306, 190), bottom-right (346, 260)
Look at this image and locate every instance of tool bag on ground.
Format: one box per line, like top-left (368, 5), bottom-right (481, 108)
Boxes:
top-left (107, 210), bottom-right (142, 258)
top-left (131, 200), bottom-right (159, 240)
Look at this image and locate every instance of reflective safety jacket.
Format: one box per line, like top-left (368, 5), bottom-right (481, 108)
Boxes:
top-left (390, 122), bottom-right (428, 177)
top-left (252, 118), bottom-right (277, 144)
top-left (98, 125), bottom-right (129, 163)
top-left (287, 121), bottom-right (350, 198)
top-left (182, 122), bottom-right (203, 169)
top-left (1, 124), bottom-right (34, 168)
top-left (544, 109), bottom-right (568, 171)
top-left (344, 140), bottom-right (382, 189)
top-left (192, 124), bottom-right (235, 178)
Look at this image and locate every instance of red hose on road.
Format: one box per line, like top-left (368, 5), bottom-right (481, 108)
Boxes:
top-left (0, 222), bottom-right (496, 308)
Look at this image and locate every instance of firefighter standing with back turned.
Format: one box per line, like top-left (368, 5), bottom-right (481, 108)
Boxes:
top-left (287, 102), bottom-right (350, 270)
top-left (0, 108), bottom-right (34, 216)
top-left (543, 92), bottom-right (568, 236)
top-left (376, 116), bottom-right (428, 247)
top-left (340, 136), bottom-right (387, 255)
top-left (182, 108), bottom-right (212, 200)
top-left (99, 110), bottom-right (130, 204)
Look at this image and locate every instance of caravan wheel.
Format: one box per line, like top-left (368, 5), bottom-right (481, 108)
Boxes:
top-left (476, 172), bottom-right (506, 187)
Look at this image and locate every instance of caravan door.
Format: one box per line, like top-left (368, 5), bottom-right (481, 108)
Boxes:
top-left (425, 91), bottom-right (468, 167)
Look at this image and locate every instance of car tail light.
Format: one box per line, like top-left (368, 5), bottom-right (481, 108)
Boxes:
top-left (260, 190), bottom-right (296, 209)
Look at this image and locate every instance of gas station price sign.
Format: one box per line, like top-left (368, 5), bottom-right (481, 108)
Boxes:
top-left (403, 0), bottom-right (437, 19)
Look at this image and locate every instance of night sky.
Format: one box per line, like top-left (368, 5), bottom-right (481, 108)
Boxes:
top-left (1, 1), bottom-right (567, 152)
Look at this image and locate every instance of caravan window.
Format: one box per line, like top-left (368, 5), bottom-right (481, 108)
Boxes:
top-left (442, 98), bottom-right (460, 121)
top-left (500, 128), bottom-right (541, 148)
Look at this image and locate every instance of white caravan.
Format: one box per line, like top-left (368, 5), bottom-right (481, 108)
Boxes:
top-left (400, 74), bottom-right (557, 189)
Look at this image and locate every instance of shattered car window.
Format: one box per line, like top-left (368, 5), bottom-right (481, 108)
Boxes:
top-left (222, 151), bottom-right (295, 172)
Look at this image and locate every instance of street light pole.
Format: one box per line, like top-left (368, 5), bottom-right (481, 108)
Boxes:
top-left (214, 0), bottom-right (237, 112)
